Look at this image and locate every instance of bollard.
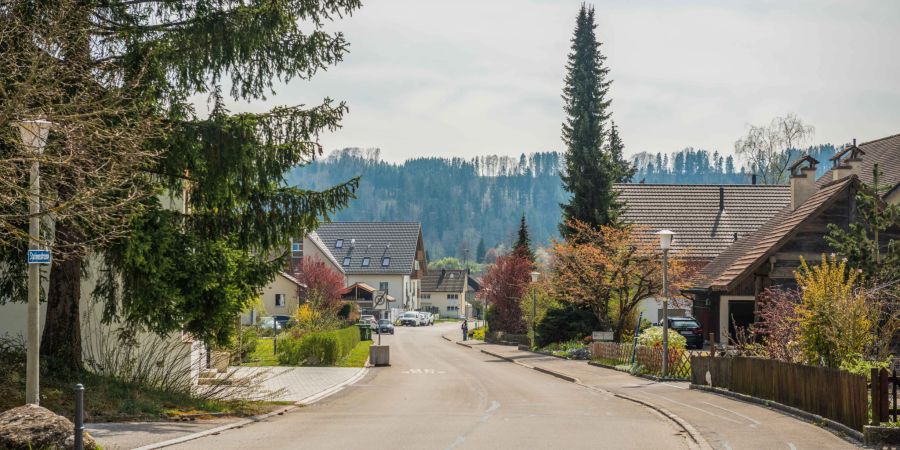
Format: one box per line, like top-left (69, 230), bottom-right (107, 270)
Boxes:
top-left (74, 383), bottom-right (84, 450)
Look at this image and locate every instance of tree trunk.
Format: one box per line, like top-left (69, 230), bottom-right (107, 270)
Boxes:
top-left (40, 224), bottom-right (83, 370)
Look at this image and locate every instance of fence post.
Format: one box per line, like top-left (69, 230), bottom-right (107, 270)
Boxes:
top-left (872, 368), bottom-right (880, 425)
top-left (74, 383), bottom-right (84, 450)
top-left (880, 368), bottom-right (891, 423)
top-left (709, 333), bottom-right (716, 357)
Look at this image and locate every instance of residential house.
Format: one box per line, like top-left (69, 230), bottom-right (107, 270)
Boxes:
top-left (241, 272), bottom-right (306, 325)
top-left (615, 183), bottom-right (791, 329)
top-left (301, 222), bottom-right (427, 320)
top-left (420, 269), bottom-right (469, 319)
top-left (688, 133), bottom-right (900, 345)
top-left (339, 282), bottom-right (396, 316)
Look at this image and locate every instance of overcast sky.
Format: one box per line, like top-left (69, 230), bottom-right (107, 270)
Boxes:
top-left (219, 0), bottom-right (900, 163)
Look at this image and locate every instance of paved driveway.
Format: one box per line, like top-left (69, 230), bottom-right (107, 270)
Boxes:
top-left (230, 366), bottom-right (364, 402)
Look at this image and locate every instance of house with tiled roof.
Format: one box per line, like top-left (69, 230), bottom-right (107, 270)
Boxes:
top-left (687, 132), bottom-right (900, 345)
top-left (296, 222), bottom-right (427, 320)
top-left (615, 183), bottom-right (791, 325)
top-left (241, 272), bottom-right (307, 325)
top-left (420, 269), bottom-right (470, 319)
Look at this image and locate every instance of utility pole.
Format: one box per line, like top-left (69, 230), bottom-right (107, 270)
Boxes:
top-left (16, 120), bottom-right (52, 405)
top-left (656, 230), bottom-right (674, 379)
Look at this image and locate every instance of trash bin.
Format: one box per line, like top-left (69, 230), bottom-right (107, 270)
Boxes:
top-left (357, 323), bottom-right (372, 341)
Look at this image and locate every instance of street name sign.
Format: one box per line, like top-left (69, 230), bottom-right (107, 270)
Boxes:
top-left (27, 250), bottom-right (51, 264)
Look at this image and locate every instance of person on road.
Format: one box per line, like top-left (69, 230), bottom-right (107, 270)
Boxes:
top-left (461, 320), bottom-right (468, 341)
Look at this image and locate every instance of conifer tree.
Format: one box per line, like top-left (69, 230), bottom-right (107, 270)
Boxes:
top-left (559, 4), bottom-right (625, 237)
top-left (514, 214), bottom-right (536, 263)
top-left (608, 120), bottom-right (635, 183)
top-left (476, 238), bottom-right (487, 263)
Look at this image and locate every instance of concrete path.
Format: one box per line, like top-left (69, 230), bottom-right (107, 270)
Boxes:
top-left (164, 322), bottom-right (693, 450)
top-left (464, 340), bottom-right (859, 450)
top-left (87, 366), bottom-right (365, 449)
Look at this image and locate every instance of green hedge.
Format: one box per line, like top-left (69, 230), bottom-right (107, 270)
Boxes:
top-left (277, 326), bottom-right (361, 366)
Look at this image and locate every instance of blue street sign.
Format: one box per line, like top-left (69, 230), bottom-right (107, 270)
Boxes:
top-left (27, 250), bottom-right (51, 264)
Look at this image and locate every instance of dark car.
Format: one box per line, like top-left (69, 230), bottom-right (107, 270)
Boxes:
top-left (260, 315), bottom-right (292, 330)
top-left (661, 317), bottom-right (704, 349)
top-left (377, 319), bottom-right (395, 334)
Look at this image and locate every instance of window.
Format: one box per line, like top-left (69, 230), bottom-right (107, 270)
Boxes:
top-left (414, 260), bottom-right (420, 270)
top-left (420, 293), bottom-right (431, 300)
top-left (379, 282), bottom-right (389, 293)
top-left (291, 242), bottom-right (301, 252)
top-left (447, 294), bottom-right (459, 300)
top-left (361, 257), bottom-right (370, 267)
top-left (275, 294), bottom-right (286, 307)
top-left (342, 257), bottom-right (351, 267)
top-left (447, 305), bottom-right (459, 312)
top-left (382, 257), bottom-right (391, 267)
top-left (335, 239), bottom-right (344, 248)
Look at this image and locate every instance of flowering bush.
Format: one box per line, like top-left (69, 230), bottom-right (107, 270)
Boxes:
top-left (636, 326), bottom-right (686, 349)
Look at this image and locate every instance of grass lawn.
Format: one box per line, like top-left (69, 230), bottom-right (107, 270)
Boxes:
top-left (243, 338), bottom-right (282, 367)
top-left (338, 340), bottom-right (373, 368)
top-left (435, 318), bottom-right (462, 323)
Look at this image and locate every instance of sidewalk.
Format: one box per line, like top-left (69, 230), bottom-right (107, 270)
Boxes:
top-left (451, 337), bottom-right (859, 450)
top-left (88, 366), bottom-right (367, 450)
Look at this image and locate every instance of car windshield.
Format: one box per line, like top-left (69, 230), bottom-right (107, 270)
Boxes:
top-left (670, 319), bottom-right (700, 329)
top-left (402, 313), bottom-right (417, 318)
top-left (378, 320), bottom-right (391, 325)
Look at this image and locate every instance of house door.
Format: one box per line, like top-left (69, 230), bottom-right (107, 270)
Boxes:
top-left (727, 300), bottom-right (755, 341)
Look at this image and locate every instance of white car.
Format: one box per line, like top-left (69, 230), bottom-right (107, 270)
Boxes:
top-left (417, 312), bottom-right (428, 326)
top-left (400, 311), bottom-right (420, 326)
top-left (422, 312), bottom-right (435, 326)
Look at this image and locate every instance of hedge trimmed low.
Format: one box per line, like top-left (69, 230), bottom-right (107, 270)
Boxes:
top-left (277, 326), bottom-right (361, 366)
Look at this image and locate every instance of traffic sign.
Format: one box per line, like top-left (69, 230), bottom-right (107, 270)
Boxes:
top-left (27, 250), bottom-right (51, 264)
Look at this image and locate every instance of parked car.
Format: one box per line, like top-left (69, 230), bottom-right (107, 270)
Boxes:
top-left (259, 315), bottom-right (292, 330)
top-left (360, 315), bottom-right (377, 328)
top-left (417, 312), bottom-right (428, 326)
top-left (377, 319), bottom-right (395, 334)
top-left (422, 312), bottom-right (435, 326)
top-left (400, 311), bottom-right (420, 326)
top-left (659, 317), bottom-right (704, 349)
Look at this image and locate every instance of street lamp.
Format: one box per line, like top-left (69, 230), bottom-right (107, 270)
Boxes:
top-left (15, 119), bottom-right (52, 405)
top-left (530, 271), bottom-right (540, 349)
top-left (656, 229), bottom-right (674, 378)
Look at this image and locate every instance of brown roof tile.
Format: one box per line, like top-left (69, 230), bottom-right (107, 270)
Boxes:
top-left (421, 269), bottom-right (467, 293)
top-left (615, 184), bottom-right (790, 259)
top-left (818, 132), bottom-right (900, 190)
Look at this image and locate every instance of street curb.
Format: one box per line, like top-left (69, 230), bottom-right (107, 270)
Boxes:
top-left (441, 335), bottom-right (451, 342)
top-left (133, 366), bottom-right (369, 450)
top-left (690, 384), bottom-right (864, 445)
top-left (456, 341), bottom-right (473, 349)
top-left (475, 346), bottom-right (711, 450)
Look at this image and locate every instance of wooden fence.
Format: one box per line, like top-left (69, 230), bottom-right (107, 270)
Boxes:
top-left (691, 356), bottom-right (868, 432)
top-left (590, 341), bottom-right (696, 380)
top-left (871, 368), bottom-right (900, 425)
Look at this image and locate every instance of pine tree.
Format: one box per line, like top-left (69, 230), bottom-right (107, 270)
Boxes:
top-left (514, 214), bottom-right (536, 263)
top-left (476, 238), bottom-right (487, 263)
top-left (607, 120), bottom-right (635, 182)
top-left (2, 1), bottom-right (362, 368)
top-left (559, 4), bottom-right (619, 237)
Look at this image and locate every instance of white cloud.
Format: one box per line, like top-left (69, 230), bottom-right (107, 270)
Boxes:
top-left (219, 0), bottom-right (900, 163)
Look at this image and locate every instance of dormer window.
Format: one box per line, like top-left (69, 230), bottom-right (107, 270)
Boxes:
top-left (342, 256), bottom-right (351, 267)
top-left (382, 257), bottom-right (391, 267)
top-left (362, 257), bottom-right (370, 267)
top-left (335, 239), bottom-right (344, 248)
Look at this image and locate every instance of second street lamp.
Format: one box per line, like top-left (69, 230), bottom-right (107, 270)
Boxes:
top-left (656, 229), bottom-right (674, 379)
top-left (530, 271), bottom-right (540, 349)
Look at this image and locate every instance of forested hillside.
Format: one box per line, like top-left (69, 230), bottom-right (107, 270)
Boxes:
top-left (287, 145), bottom-right (838, 259)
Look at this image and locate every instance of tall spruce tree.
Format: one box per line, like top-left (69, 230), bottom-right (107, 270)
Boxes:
top-left (514, 214), bottom-right (535, 263)
top-left (559, 4), bottom-right (622, 237)
top-left (476, 238), bottom-right (487, 263)
top-left (2, 1), bottom-right (361, 368)
top-left (607, 120), bottom-right (635, 183)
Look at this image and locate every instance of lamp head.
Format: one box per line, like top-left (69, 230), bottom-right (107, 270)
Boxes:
top-left (656, 229), bottom-right (675, 251)
top-left (530, 271), bottom-right (541, 283)
top-left (14, 119), bottom-right (52, 153)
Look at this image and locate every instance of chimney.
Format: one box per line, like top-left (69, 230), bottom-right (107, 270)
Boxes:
top-left (788, 155), bottom-right (819, 210)
top-left (718, 187), bottom-right (725, 211)
top-left (751, 174), bottom-right (757, 185)
top-left (829, 139), bottom-right (865, 181)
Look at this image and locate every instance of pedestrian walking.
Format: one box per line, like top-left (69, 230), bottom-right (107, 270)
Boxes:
top-left (461, 320), bottom-right (468, 341)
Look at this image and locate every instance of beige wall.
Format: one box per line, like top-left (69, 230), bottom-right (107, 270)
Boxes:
top-left (242, 273), bottom-right (302, 324)
top-left (302, 236), bottom-right (345, 278)
top-left (420, 291), bottom-right (466, 318)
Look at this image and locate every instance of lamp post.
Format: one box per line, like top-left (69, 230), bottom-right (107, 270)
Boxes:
top-left (529, 271), bottom-right (540, 349)
top-left (15, 119), bottom-right (52, 405)
top-left (656, 229), bottom-right (674, 379)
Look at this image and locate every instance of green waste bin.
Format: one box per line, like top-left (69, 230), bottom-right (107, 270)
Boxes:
top-left (357, 323), bottom-right (372, 341)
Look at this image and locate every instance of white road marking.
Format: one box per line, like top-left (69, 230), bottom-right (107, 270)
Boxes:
top-left (646, 393), bottom-right (744, 424)
top-left (787, 443), bottom-right (797, 450)
top-left (701, 401), bottom-right (761, 427)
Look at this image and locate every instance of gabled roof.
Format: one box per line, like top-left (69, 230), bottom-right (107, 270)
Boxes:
top-left (421, 269), bottom-right (467, 293)
top-left (306, 232), bottom-right (345, 274)
top-left (339, 282), bottom-right (395, 301)
top-left (691, 177), bottom-right (855, 291)
top-left (818, 133), bottom-right (900, 191)
top-left (467, 275), bottom-right (482, 292)
top-left (311, 222), bottom-right (423, 275)
top-left (615, 184), bottom-right (790, 259)
top-left (279, 271), bottom-right (307, 288)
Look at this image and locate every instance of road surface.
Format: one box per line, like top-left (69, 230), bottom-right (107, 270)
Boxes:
top-left (171, 322), bottom-right (691, 449)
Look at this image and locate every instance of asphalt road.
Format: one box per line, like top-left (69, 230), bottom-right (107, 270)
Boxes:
top-left (170, 322), bottom-right (691, 450)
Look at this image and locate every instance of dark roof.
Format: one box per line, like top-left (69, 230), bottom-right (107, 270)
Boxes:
top-left (692, 177), bottom-right (855, 291)
top-left (615, 184), bottom-right (791, 259)
top-left (467, 275), bottom-right (482, 292)
top-left (310, 222), bottom-right (422, 275)
top-left (421, 269), bottom-right (467, 293)
top-left (818, 133), bottom-right (900, 191)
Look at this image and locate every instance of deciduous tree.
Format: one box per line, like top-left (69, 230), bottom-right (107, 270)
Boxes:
top-left (734, 113), bottom-right (814, 184)
top-left (478, 254), bottom-right (531, 334)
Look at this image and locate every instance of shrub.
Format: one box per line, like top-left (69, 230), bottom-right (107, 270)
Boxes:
top-left (471, 328), bottom-right (485, 341)
top-left (240, 327), bottom-right (258, 362)
top-left (536, 303), bottom-right (601, 347)
top-left (277, 326), bottom-right (360, 366)
top-left (636, 326), bottom-right (686, 350)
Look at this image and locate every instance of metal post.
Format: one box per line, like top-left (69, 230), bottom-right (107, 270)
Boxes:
top-left (630, 311), bottom-right (643, 364)
top-left (662, 249), bottom-right (669, 378)
top-left (25, 143), bottom-right (41, 405)
top-left (272, 319), bottom-right (278, 355)
top-left (531, 287), bottom-right (537, 349)
top-left (74, 384), bottom-right (84, 450)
